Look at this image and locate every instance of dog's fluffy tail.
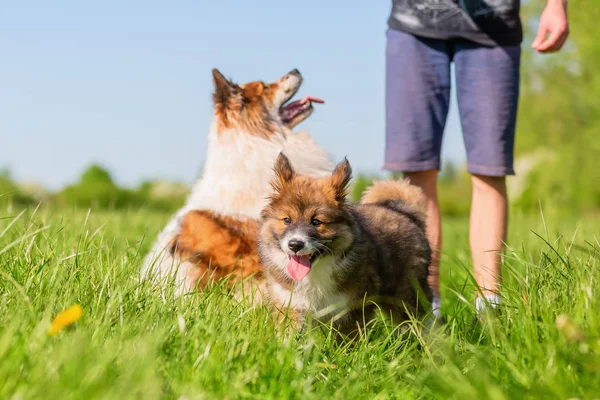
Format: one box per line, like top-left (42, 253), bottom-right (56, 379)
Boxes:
top-left (360, 179), bottom-right (427, 216)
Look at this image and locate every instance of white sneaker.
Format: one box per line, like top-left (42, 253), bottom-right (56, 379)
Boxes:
top-left (475, 294), bottom-right (501, 318)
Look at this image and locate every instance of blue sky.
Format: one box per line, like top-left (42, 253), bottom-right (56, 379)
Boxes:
top-left (1, 1), bottom-right (465, 190)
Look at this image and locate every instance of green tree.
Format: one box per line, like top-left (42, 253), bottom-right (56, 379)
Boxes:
top-left (54, 164), bottom-right (137, 209)
top-left (515, 0), bottom-right (600, 212)
top-left (79, 164), bottom-right (115, 186)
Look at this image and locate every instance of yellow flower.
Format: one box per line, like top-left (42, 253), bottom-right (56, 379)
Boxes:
top-left (48, 304), bottom-right (83, 336)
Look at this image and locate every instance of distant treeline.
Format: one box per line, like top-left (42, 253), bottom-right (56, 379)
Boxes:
top-left (0, 165), bottom-right (188, 212)
top-left (1, 156), bottom-right (597, 216)
top-left (1, 162), bottom-right (474, 215)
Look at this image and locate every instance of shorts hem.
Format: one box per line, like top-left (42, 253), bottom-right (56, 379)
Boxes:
top-left (383, 161), bottom-right (440, 173)
top-left (467, 163), bottom-right (515, 177)
top-left (387, 22), bottom-right (523, 47)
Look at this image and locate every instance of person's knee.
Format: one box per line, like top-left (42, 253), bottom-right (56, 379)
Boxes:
top-left (471, 174), bottom-right (507, 195)
top-left (403, 170), bottom-right (439, 207)
top-left (404, 170), bottom-right (438, 189)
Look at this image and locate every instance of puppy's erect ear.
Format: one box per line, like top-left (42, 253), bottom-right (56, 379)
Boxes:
top-left (330, 157), bottom-right (352, 202)
top-left (212, 68), bottom-right (237, 104)
top-left (271, 153), bottom-right (296, 193)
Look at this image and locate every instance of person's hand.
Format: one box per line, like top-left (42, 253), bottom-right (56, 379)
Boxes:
top-left (531, 0), bottom-right (569, 53)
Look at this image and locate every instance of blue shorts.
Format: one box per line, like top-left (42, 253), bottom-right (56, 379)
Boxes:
top-left (384, 28), bottom-right (521, 176)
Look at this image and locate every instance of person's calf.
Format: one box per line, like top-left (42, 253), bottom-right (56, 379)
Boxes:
top-left (470, 174), bottom-right (508, 314)
top-left (404, 170), bottom-right (442, 317)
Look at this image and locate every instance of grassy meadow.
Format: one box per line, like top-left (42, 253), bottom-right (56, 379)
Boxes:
top-left (0, 205), bottom-right (598, 399)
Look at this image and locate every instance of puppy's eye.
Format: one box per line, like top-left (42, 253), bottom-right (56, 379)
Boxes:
top-left (311, 218), bottom-right (322, 227)
top-left (263, 84), bottom-right (270, 90)
top-left (283, 217), bottom-right (291, 225)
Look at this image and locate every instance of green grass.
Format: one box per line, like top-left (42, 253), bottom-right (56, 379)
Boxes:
top-left (1, 205), bottom-right (599, 399)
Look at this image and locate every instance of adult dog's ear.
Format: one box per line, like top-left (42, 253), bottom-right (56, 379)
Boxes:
top-left (212, 68), bottom-right (238, 105)
top-left (271, 152), bottom-right (296, 193)
top-left (330, 157), bottom-right (352, 202)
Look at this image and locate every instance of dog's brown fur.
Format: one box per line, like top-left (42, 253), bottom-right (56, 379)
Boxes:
top-left (212, 70), bottom-right (280, 137)
top-left (171, 211), bottom-right (262, 288)
top-left (259, 154), bottom-right (432, 336)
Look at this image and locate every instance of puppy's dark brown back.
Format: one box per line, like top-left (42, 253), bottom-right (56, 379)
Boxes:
top-left (351, 202), bottom-right (431, 306)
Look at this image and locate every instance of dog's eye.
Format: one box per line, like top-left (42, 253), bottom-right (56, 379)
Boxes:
top-left (263, 84), bottom-right (270, 90)
top-left (283, 217), bottom-right (291, 225)
top-left (311, 218), bottom-right (322, 227)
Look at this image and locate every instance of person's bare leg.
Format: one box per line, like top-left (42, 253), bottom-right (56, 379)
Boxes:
top-left (404, 170), bottom-right (442, 317)
top-left (469, 174), bottom-right (508, 312)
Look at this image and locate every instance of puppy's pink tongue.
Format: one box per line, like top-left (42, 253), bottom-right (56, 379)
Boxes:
top-left (287, 255), bottom-right (311, 281)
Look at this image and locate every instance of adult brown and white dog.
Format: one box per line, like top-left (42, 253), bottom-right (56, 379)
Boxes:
top-left (141, 69), bottom-right (334, 297)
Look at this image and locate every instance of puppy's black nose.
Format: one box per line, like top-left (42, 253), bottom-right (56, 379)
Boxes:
top-left (288, 239), bottom-right (305, 253)
top-left (289, 68), bottom-right (301, 76)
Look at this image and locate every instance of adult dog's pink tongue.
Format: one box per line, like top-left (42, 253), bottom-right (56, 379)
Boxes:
top-left (287, 255), bottom-right (311, 281)
top-left (300, 96), bottom-right (324, 105)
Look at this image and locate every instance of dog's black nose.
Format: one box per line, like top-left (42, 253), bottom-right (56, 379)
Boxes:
top-left (289, 68), bottom-right (301, 76)
top-left (288, 239), bottom-right (305, 252)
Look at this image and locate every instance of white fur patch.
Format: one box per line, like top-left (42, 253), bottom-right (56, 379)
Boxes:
top-left (279, 232), bottom-right (317, 256)
top-left (267, 252), bottom-right (349, 320)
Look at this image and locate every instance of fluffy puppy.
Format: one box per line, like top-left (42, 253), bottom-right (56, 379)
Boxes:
top-left (259, 154), bottom-right (432, 336)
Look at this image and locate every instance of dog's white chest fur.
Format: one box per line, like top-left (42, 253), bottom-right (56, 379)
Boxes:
top-left (187, 125), bottom-right (283, 218)
top-left (269, 256), bottom-right (349, 318)
top-left (185, 123), bottom-right (333, 219)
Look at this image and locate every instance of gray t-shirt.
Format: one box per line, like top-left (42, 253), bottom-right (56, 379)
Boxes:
top-left (388, 0), bottom-right (522, 46)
